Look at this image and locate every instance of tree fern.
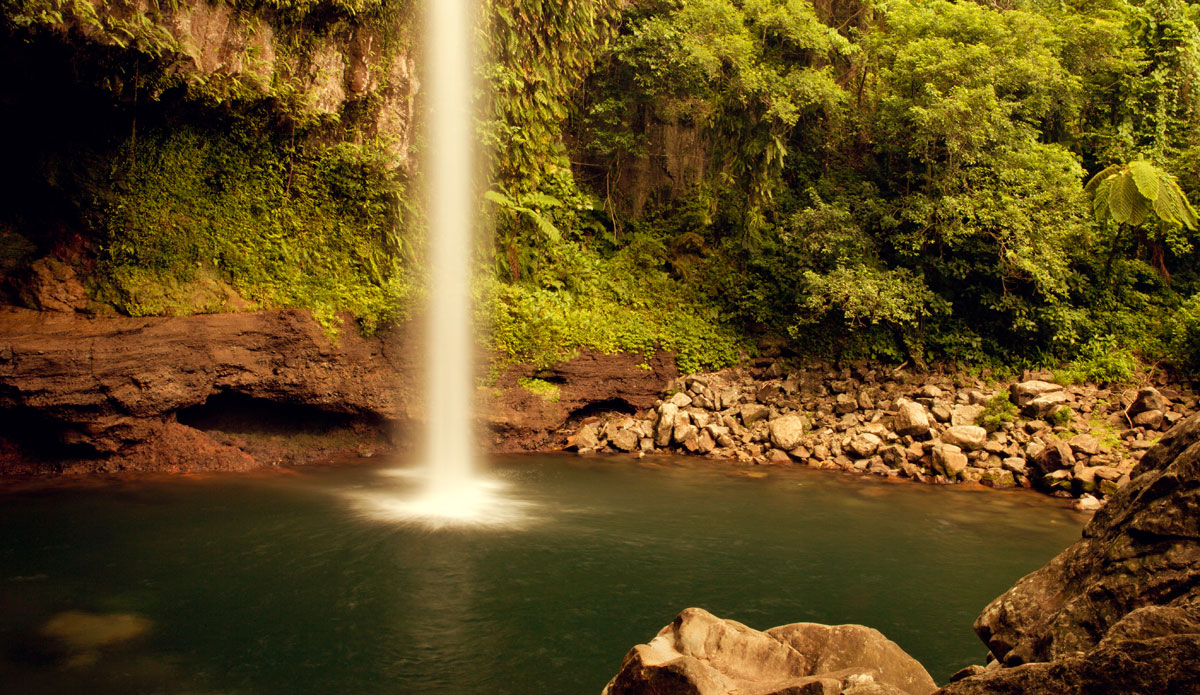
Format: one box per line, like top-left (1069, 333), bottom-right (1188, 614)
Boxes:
top-left (1086, 159), bottom-right (1197, 230)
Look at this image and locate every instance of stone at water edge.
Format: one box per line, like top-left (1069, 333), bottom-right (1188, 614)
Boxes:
top-left (603, 607), bottom-right (937, 695)
top-left (570, 423), bottom-right (600, 451)
top-left (932, 444), bottom-right (969, 479)
top-left (940, 426), bottom-right (987, 451)
top-left (655, 403), bottom-right (678, 447)
top-left (850, 432), bottom-right (883, 459)
top-left (769, 413), bottom-right (807, 451)
top-left (611, 429), bottom-right (639, 452)
top-left (893, 399), bottom-right (931, 437)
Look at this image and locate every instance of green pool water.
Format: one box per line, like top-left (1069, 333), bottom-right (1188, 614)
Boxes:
top-left (0, 456), bottom-right (1084, 694)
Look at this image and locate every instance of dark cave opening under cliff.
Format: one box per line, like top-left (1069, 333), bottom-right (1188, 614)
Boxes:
top-left (176, 391), bottom-right (400, 462)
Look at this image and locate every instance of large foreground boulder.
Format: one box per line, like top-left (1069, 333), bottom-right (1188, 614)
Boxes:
top-left (938, 412), bottom-right (1200, 694)
top-left (603, 607), bottom-right (936, 695)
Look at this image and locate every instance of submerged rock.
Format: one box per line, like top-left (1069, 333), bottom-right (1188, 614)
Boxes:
top-left (603, 607), bottom-right (936, 695)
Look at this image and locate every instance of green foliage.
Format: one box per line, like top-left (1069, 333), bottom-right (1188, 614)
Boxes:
top-left (91, 122), bottom-right (412, 333)
top-left (1168, 292), bottom-right (1200, 371)
top-left (1087, 160), bottom-right (1198, 229)
top-left (480, 238), bottom-right (746, 374)
top-left (1047, 405), bottom-right (1076, 427)
top-left (1053, 334), bottom-right (1140, 384)
top-left (482, 0), bottom-right (620, 192)
top-left (978, 390), bottom-right (1019, 434)
top-left (517, 377), bottom-right (560, 402)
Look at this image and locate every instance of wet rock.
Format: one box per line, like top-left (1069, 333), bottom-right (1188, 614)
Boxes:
top-left (893, 399), bottom-right (931, 437)
top-left (40, 610), bottom-right (152, 651)
top-left (603, 607), bottom-right (935, 695)
top-left (1074, 493), bottom-right (1102, 511)
top-left (941, 426), bottom-right (987, 451)
top-left (770, 414), bottom-right (808, 451)
top-left (932, 444), bottom-right (968, 479)
top-left (850, 433), bottom-right (883, 459)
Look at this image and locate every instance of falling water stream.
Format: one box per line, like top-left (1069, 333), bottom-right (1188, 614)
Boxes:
top-left (356, 0), bottom-right (524, 527)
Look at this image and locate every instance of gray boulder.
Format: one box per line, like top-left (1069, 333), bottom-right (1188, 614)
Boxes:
top-left (1011, 380), bottom-right (1063, 408)
top-left (1024, 391), bottom-right (1068, 418)
top-left (1128, 387), bottom-right (1167, 417)
top-left (655, 403), bottom-right (679, 447)
top-left (932, 444), bottom-right (969, 479)
top-left (850, 433), bottom-right (884, 459)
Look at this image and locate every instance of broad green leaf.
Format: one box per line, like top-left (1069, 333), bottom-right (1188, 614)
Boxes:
top-left (1108, 172), bottom-right (1139, 224)
top-left (1129, 160), bottom-right (1160, 201)
top-left (1084, 164), bottom-right (1121, 195)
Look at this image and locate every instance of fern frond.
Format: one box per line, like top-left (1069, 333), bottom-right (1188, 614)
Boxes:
top-left (1109, 172), bottom-right (1139, 224)
top-left (1084, 164), bottom-right (1122, 194)
top-left (1129, 160), bottom-right (1160, 201)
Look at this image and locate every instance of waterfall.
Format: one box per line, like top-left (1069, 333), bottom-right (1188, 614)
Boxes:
top-left (423, 0), bottom-right (475, 497)
top-left (350, 0), bottom-right (529, 528)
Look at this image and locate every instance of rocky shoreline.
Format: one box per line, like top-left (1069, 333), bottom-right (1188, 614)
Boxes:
top-left (605, 411), bottom-right (1200, 694)
top-left (1, 304), bottom-right (1195, 507)
top-left (565, 360), bottom-right (1197, 507)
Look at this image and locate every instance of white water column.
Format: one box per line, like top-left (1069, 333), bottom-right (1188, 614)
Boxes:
top-left (423, 0), bottom-right (475, 495)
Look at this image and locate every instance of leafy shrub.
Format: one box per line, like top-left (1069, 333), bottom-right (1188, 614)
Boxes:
top-left (1047, 405), bottom-right (1075, 427)
top-left (90, 123), bottom-right (412, 333)
top-left (1168, 293), bottom-right (1200, 372)
top-left (1054, 335), bottom-right (1140, 385)
top-left (978, 390), bottom-right (1019, 433)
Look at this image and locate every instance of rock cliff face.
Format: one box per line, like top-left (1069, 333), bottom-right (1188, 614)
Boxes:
top-left (8, 0), bottom-right (418, 166)
top-left (0, 307), bottom-right (676, 474)
top-left (936, 412), bottom-right (1200, 694)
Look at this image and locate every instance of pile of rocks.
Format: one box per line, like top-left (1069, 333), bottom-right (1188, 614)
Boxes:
top-left (566, 360), bottom-right (1196, 504)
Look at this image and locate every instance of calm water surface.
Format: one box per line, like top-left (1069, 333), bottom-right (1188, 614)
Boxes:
top-left (0, 455), bottom-right (1085, 694)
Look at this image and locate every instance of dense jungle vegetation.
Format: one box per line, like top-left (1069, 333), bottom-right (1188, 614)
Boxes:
top-left (2, 0), bottom-right (1200, 378)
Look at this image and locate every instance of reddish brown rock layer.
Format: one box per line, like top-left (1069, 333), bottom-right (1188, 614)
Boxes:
top-left (0, 307), bottom-right (676, 474)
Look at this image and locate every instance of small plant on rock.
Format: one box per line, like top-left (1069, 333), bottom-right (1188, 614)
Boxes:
top-left (1047, 405), bottom-right (1075, 428)
top-left (978, 390), bottom-right (1019, 433)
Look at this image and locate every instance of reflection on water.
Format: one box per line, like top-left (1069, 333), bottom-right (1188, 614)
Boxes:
top-left (0, 456), bottom-right (1086, 694)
